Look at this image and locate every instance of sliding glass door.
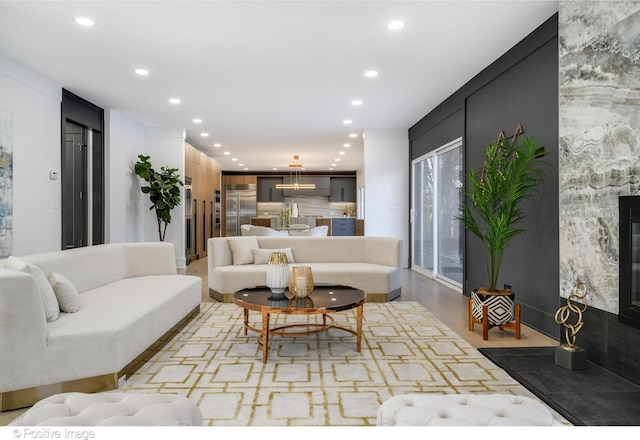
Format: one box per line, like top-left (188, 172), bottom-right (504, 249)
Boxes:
top-left (411, 138), bottom-right (463, 290)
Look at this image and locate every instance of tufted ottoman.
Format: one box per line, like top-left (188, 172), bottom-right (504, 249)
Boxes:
top-left (377, 394), bottom-right (564, 426)
top-left (9, 392), bottom-right (202, 426)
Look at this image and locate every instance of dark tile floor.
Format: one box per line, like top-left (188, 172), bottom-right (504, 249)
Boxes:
top-left (479, 346), bottom-right (640, 426)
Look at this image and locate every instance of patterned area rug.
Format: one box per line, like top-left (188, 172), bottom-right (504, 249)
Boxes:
top-left (121, 301), bottom-right (567, 426)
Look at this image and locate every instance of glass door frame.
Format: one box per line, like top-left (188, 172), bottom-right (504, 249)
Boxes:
top-left (411, 137), bottom-right (463, 292)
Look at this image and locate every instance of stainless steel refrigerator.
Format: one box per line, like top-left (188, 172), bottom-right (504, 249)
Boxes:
top-left (225, 184), bottom-right (257, 236)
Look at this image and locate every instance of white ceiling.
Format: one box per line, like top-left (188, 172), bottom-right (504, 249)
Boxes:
top-left (0, 0), bottom-right (558, 172)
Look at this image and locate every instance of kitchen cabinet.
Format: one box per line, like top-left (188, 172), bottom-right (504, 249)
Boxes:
top-left (251, 218), bottom-right (271, 227)
top-left (257, 177), bottom-right (284, 202)
top-left (331, 217), bottom-right (356, 236)
top-left (330, 177), bottom-right (356, 202)
top-left (315, 218), bottom-right (332, 236)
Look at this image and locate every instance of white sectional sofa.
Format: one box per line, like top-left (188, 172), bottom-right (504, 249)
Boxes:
top-left (0, 242), bottom-right (201, 411)
top-left (208, 236), bottom-right (402, 303)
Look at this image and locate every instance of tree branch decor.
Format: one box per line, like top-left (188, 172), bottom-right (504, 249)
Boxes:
top-left (134, 154), bottom-right (183, 242)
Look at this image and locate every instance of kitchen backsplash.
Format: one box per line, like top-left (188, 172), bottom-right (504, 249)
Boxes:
top-left (257, 196), bottom-right (356, 217)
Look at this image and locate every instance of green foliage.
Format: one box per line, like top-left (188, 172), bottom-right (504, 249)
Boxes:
top-left (134, 154), bottom-right (183, 241)
top-left (458, 136), bottom-right (550, 292)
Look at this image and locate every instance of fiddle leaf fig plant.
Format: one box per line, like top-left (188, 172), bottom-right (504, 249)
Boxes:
top-left (134, 154), bottom-right (183, 242)
top-left (458, 136), bottom-right (550, 293)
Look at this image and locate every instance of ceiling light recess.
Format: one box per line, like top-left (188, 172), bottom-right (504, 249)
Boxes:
top-left (364, 70), bottom-right (378, 78)
top-left (387, 21), bottom-right (405, 30)
top-left (134, 68), bottom-right (149, 76)
top-left (275, 155), bottom-right (316, 190)
top-left (74, 17), bottom-right (95, 27)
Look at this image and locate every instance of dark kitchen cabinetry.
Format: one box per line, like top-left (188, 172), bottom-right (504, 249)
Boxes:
top-left (257, 177), bottom-right (284, 202)
top-left (330, 177), bottom-right (356, 202)
top-left (331, 217), bottom-right (356, 236)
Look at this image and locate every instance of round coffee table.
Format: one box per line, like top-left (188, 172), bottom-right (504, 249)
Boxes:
top-left (233, 286), bottom-right (365, 363)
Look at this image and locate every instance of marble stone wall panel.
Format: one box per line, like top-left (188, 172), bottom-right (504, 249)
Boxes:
top-left (559, 1), bottom-right (640, 314)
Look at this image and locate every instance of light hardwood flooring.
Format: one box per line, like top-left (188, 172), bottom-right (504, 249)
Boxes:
top-left (181, 256), bottom-right (558, 349)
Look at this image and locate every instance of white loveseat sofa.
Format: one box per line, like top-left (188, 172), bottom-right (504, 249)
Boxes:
top-left (0, 242), bottom-right (201, 411)
top-left (208, 236), bottom-right (402, 303)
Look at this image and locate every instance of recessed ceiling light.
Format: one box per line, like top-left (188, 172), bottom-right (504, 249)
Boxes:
top-left (244, 168), bottom-right (249, 171)
top-left (134, 68), bottom-right (149, 76)
top-left (343, 143), bottom-right (351, 147)
top-left (272, 168), bottom-right (278, 171)
top-left (331, 164), bottom-right (337, 167)
top-left (74, 17), bottom-right (95, 27)
top-left (231, 158), bottom-right (238, 161)
top-left (335, 158), bottom-right (341, 161)
top-left (329, 168), bottom-right (334, 171)
top-left (238, 163), bottom-right (244, 167)
top-left (343, 120), bottom-right (352, 125)
top-left (351, 99), bottom-right (363, 106)
top-left (387, 21), bottom-right (405, 30)
top-left (339, 151), bottom-right (346, 155)
top-left (200, 132), bottom-right (209, 137)
top-left (349, 133), bottom-right (358, 138)
top-left (223, 151), bottom-right (231, 155)
top-left (193, 118), bottom-right (202, 124)
top-left (169, 98), bottom-right (181, 104)
top-left (364, 70), bottom-right (378, 78)
top-left (213, 143), bottom-right (221, 147)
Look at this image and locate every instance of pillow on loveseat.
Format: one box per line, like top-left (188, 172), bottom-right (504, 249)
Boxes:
top-left (7, 256), bottom-right (60, 321)
top-left (228, 237), bottom-right (259, 265)
top-left (252, 248), bottom-right (295, 264)
top-left (48, 272), bottom-right (80, 313)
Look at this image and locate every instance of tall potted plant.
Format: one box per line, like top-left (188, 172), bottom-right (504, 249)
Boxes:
top-left (134, 154), bottom-right (183, 242)
top-left (458, 135), bottom-right (549, 327)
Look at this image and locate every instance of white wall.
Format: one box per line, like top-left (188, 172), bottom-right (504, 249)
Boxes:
top-left (144, 128), bottom-right (187, 267)
top-left (363, 129), bottom-right (409, 267)
top-left (106, 110), bottom-right (145, 244)
top-left (0, 54), bottom-right (61, 255)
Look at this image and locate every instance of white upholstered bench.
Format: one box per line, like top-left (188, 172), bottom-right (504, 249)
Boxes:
top-left (377, 394), bottom-right (564, 426)
top-left (9, 392), bottom-right (202, 426)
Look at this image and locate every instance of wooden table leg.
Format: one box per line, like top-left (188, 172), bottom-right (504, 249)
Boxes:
top-left (243, 308), bottom-right (249, 336)
top-left (261, 309), bottom-right (269, 363)
top-left (356, 304), bottom-right (363, 352)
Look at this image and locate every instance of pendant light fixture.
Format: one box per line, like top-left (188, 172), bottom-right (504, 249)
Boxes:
top-left (276, 155), bottom-right (316, 190)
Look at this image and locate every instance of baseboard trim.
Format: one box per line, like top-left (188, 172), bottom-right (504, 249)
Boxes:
top-left (1, 305), bottom-right (201, 412)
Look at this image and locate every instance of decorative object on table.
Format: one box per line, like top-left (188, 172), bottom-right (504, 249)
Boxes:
top-left (554, 282), bottom-right (588, 370)
top-left (288, 266), bottom-right (314, 298)
top-left (134, 154), bottom-right (183, 241)
top-left (279, 207), bottom-right (291, 229)
top-left (290, 202), bottom-right (299, 218)
top-left (265, 251), bottom-right (290, 300)
top-left (458, 125), bottom-right (550, 340)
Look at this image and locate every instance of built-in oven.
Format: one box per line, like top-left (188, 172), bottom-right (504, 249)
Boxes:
top-left (214, 189), bottom-right (221, 232)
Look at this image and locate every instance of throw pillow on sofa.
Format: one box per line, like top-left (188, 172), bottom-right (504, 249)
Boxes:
top-left (252, 247), bottom-right (295, 264)
top-left (47, 272), bottom-right (80, 313)
top-left (6, 256), bottom-right (60, 322)
top-left (228, 236), bottom-right (260, 265)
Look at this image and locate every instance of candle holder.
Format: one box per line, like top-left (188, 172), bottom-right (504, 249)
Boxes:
top-left (288, 266), bottom-right (314, 298)
top-left (266, 252), bottom-right (290, 300)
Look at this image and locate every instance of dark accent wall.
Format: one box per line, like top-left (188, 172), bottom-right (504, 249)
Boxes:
top-left (409, 14), bottom-right (560, 338)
